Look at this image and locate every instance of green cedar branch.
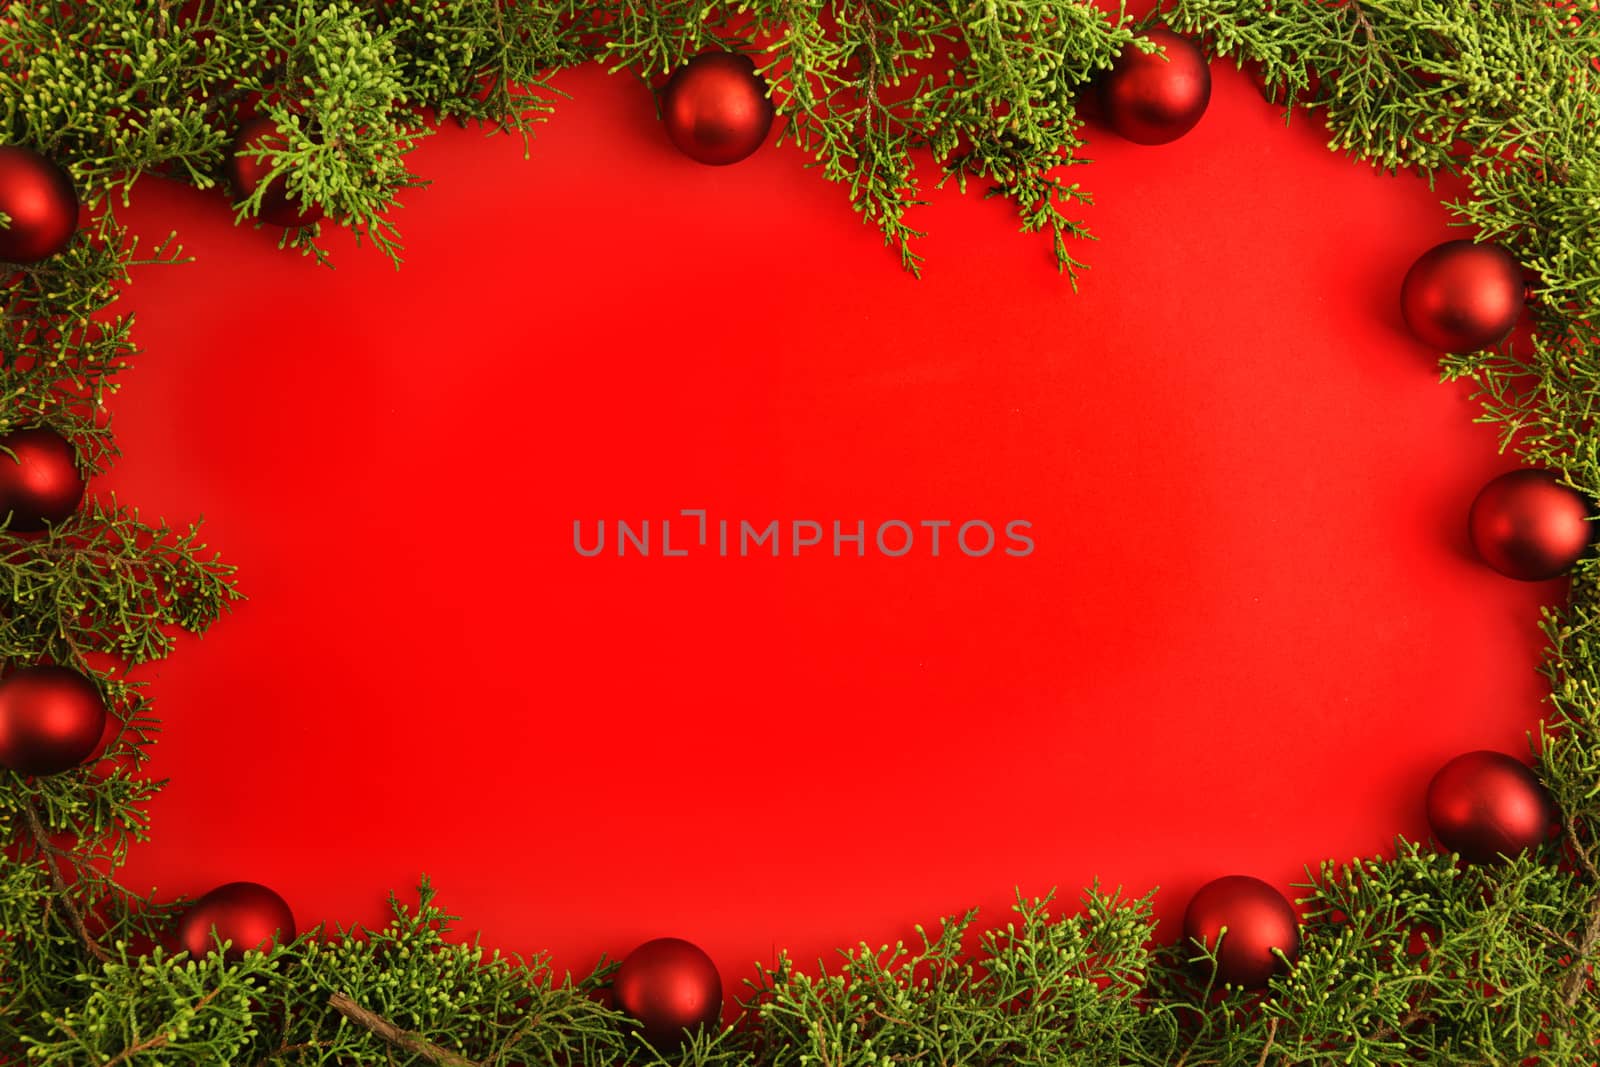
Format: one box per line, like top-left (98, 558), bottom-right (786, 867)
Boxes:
top-left (328, 991), bottom-right (485, 1067)
top-left (2, 1), bottom-right (1600, 1064)
top-left (18, 799), bottom-right (111, 965)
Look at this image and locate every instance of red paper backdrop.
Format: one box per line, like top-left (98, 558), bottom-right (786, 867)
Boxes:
top-left (97, 42), bottom-right (1557, 998)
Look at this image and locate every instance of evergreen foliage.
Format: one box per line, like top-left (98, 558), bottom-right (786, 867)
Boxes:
top-left (1, 1), bottom-right (1596, 1062)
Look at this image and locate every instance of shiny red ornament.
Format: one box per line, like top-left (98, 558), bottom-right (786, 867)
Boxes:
top-left (1182, 875), bottom-right (1300, 988)
top-left (1400, 240), bottom-right (1525, 352)
top-left (1099, 29), bottom-right (1212, 145)
top-left (1468, 469), bottom-right (1592, 581)
top-left (227, 117), bottom-right (324, 228)
top-left (175, 881), bottom-right (296, 960)
top-left (0, 145), bottom-right (78, 264)
top-left (0, 426), bottom-right (87, 533)
top-left (661, 52), bottom-right (774, 165)
top-left (0, 665), bottom-right (108, 776)
top-left (613, 936), bottom-right (722, 1048)
top-left (1426, 751), bottom-right (1558, 865)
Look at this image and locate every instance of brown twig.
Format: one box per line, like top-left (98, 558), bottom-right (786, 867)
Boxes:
top-left (250, 1039), bottom-right (329, 1065)
top-left (328, 992), bottom-right (484, 1067)
top-left (1564, 818), bottom-right (1600, 884)
top-left (19, 801), bottom-right (111, 965)
top-left (1349, 0), bottom-right (1375, 44)
top-left (1557, 819), bottom-right (1600, 1007)
top-left (103, 988), bottom-right (222, 1066)
top-left (487, 1019), bottom-right (536, 1067)
top-left (103, 1030), bottom-right (170, 1065)
top-left (1558, 888), bottom-right (1600, 1008)
top-left (1254, 1017), bottom-right (1279, 1067)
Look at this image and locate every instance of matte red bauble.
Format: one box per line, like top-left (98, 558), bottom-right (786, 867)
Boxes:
top-left (0, 665), bottom-right (108, 776)
top-left (175, 881), bottom-right (297, 960)
top-left (613, 937), bottom-right (722, 1048)
top-left (227, 117), bottom-right (325, 228)
top-left (1468, 469), bottom-right (1591, 581)
top-left (1400, 240), bottom-right (1524, 352)
top-left (661, 52), bottom-right (774, 165)
top-left (1426, 751), bottom-right (1557, 865)
top-left (1099, 29), bottom-right (1212, 145)
top-left (1182, 875), bottom-right (1300, 988)
top-left (0, 426), bottom-right (87, 532)
top-left (0, 145), bottom-right (78, 264)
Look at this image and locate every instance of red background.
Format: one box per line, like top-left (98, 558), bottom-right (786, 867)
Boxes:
top-left (99, 45), bottom-right (1556, 1000)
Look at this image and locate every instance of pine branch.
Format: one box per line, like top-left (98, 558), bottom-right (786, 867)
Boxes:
top-left (197, 62), bottom-right (285, 122)
top-left (99, 986), bottom-right (224, 1066)
top-left (2, 1), bottom-right (1599, 1063)
top-left (1367, 1006), bottom-right (1435, 1049)
top-left (19, 800), bottom-right (110, 966)
top-left (329, 992), bottom-right (485, 1067)
top-left (100, 1030), bottom-right (172, 1066)
top-left (1560, 894), bottom-right (1600, 1008)
top-left (1253, 1016), bottom-right (1278, 1067)
top-left (1559, 810), bottom-right (1600, 1008)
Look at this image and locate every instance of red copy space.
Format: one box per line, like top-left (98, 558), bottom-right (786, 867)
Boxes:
top-left (99, 52), bottom-right (1556, 995)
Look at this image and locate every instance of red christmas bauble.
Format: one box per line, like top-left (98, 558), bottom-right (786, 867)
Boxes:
top-left (175, 881), bottom-right (297, 960)
top-left (661, 52), bottom-right (774, 165)
top-left (0, 426), bottom-right (87, 533)
top-left (1426, 751), bottom-right (1558, 865)
top-left (1099, 29), bottom-right (1212, 145)
top-left (0, 145), bottom-right (78, 264)
top-left (1400, 240), bottom-right (1525, 353)
top-left (613, 936), bottom-right (722, 1048)
top-left (1468, 469), bottom-right (1591, 581)
top-left (1182, 875), bottom-right (1300, 988)
top-left (228, 117), bottom-right (325, 228)
top-left (0, 665), bottom-right (108, 776)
